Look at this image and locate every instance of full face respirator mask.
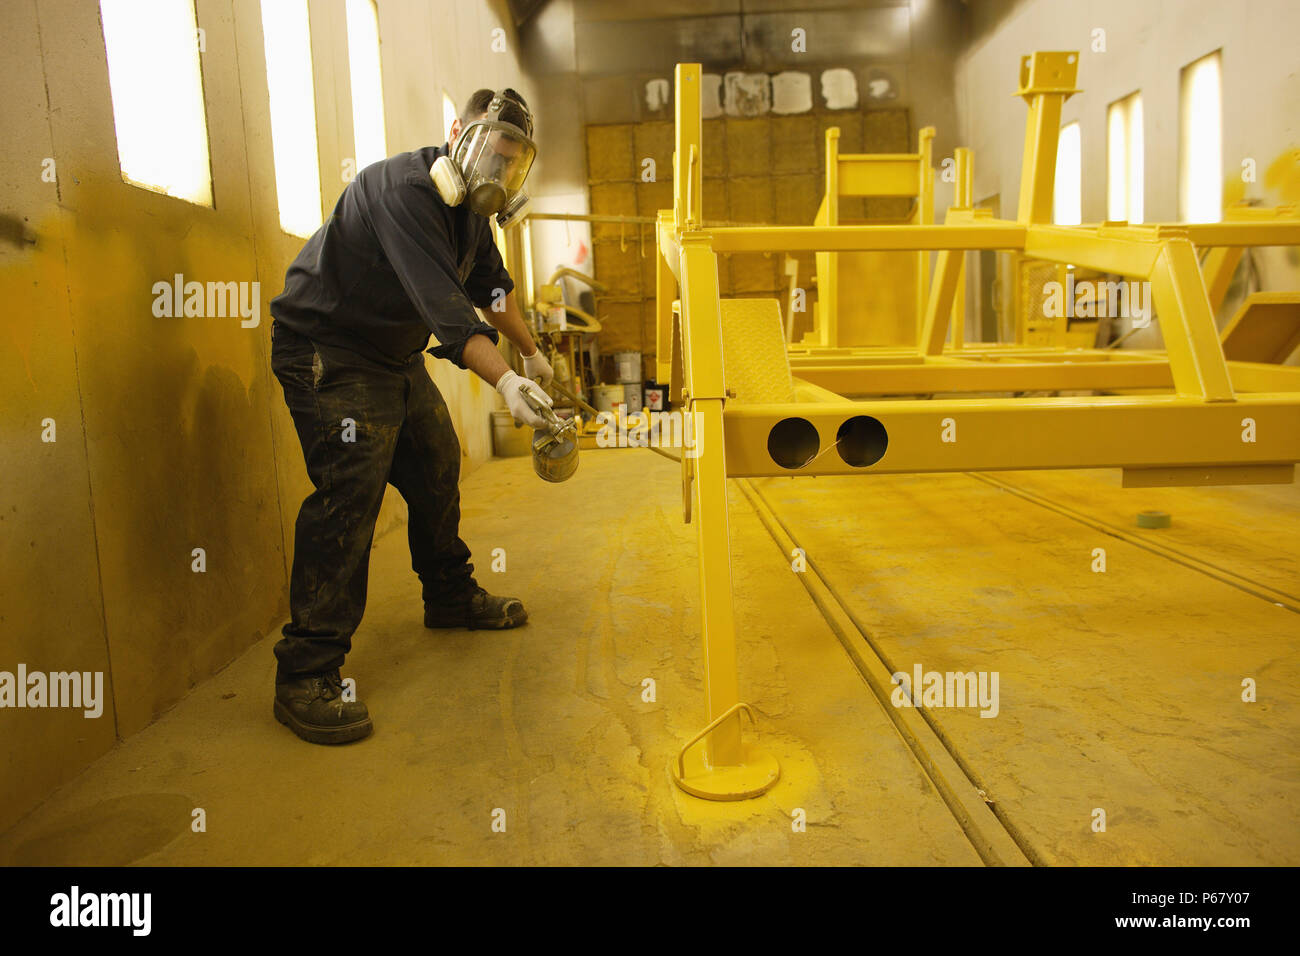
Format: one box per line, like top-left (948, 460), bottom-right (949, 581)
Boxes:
top-left (431, 91), bottom-right (536, 228)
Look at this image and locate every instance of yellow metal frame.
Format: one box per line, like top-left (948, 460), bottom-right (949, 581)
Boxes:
top-left (798, 121), bottom-right (943, 350)
top-left (655, 54), bottom-right (1300, 801)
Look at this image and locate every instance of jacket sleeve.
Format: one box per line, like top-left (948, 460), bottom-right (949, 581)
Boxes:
top-left (367, 181), bottom-right (499, 369)
top-left (464, 222), bottom-right (516, 311)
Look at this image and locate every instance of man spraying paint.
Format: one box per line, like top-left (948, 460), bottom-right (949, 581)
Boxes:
top-left (267, 89), bottom-right (554, 745)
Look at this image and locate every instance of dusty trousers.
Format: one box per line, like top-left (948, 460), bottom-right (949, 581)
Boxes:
top-left (270, 320), bottom-right (476, 676)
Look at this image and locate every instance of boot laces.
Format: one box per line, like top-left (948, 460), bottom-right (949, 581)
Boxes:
top-left (318, 670), bottom-right (345, 700)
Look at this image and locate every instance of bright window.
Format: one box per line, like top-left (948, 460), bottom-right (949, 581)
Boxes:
top-left (1053, 122), bottom-right (1081, 226)
top-left (99, 0), bottom-right (213, 206)
top-left (1107, 92), bottom-right (1144, 223)
top-left (345, 0), bottom-right (386, 170)
top-left (443, 92), bottom-right (459, 145)
top-left (1180, 51), bottom-right (1222, 223)
top-left (261, 0), bottom-right (322, 237)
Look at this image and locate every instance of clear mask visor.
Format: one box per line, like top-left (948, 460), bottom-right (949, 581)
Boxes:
top-left (454, 122), bottom-right (536, 198)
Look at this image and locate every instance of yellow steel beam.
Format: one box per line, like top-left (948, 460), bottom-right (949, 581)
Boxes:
top-left (1148, 238), bottom-right (1236, 401)
top-left (917, 205), bottom-right (984, 355)
top-left (698, 218), bottom-right (1298, 254)
top-left (954, 147), bottom-right (973, 209)
top-left (808, 195), bottom-right (831, 347)
top-left (1226, 361), bottom-right (1300, 393)
top-left (948, 147), bottom-right (973, 351)
top-left (678, 239), bottom-right (726, 403)
top-left (1221, 292), bottom-right (1300, 363)
top-left (792, 351), bottom-right (953, 366)
top-left (678, 237), bottom-right (739, 761)
top-left (1203, 246), bottom-right (1244, 312)
top-left (1015, 51), bottom-right (1080, 224)
top-left (788, 344), bottom-right (1148, 362)
top-left (709, 223), bottom-right (1027, 253)
top-left (666, 62), bottom-right (780, 801)
top-left (673, 232), bottom-right (780, 798)
top-left (792, 360), bottom-right (1175, 394)
top-left (655, 214), bottom-right (677, 386)
top-left (1185, 222), bottom-right (1300, 247)
top-left (657, 216), bottom-right (682, 285)
top-left (791, 376), bottom-right (850, 403)
top-left (518, 218), bottom-right (535, 311)
top-left (722, 394), bottom-right (1300, 478)
top-left (820, 127), bottom-right (840, 348)
top-left (951, 249), bottom-right (967, 351)
top-left (919, 249), bottom-right (965, 355)
top-left (916, 127), bottom-right (936, 344)
top-left (674, 64), bottom-right (701, 230)
top-left (1022, 223), bottom-right (1165, 275)
top-left (837, 156), bottom-right (921, 196)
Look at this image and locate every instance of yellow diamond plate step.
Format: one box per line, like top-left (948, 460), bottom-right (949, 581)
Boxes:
top-left (719, 298), bottom-right (795, 404)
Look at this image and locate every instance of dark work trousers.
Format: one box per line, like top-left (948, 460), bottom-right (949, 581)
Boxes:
top-left (270, 320), bottom-right (476, 677)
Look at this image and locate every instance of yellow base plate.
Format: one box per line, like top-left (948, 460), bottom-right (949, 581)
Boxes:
top-left (670, 743), bottom-right (780, 801)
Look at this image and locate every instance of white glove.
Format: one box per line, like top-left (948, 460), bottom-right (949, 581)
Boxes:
top-left (521, 347), bottom-right (554, 388)
top-left (496, 369), bottom-right (553, 429)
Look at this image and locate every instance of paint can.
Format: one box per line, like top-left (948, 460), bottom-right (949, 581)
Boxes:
top-left (491, 410), bottom-right (532, 458)
top-left (592, 384), bottom-right (625, 414)
top-left (643, 383), bottom-right (666, 411)
top-left (613, 351), bottom-right (642, 384)
top-left (622, 384), bottom-right (642, 411)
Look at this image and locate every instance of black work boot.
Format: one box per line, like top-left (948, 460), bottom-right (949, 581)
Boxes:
top-left (273, 669), bottom-right (373, 744)
top-left (425, 586), bottom-right (528, 631)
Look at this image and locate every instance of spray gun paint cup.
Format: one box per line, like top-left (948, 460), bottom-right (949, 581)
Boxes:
top-left (519, 385), bottom-right (579, 483)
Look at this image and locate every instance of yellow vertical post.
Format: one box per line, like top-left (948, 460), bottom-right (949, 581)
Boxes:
top-left (668, 64), bottom-right (779, 801)
top-left (655, 213), bottom-right (676, 386)
top-left (680, 238), bottom-right (740, 766)
top-left (951, 258), bottom-right (966, 349)
top-left (915, 127), bottom-right (936, 344)
top-left (954, 147), bottom-right (973, 210)
top-left (814, 127), bottom-right (840, 348)
top-left (674, 64), bottom-right (702, 231)
top-left (919, 249), bottom-right (965, 356)
top-left (1052, 264), bottom-right (1070, 346)
top-left (950, 147), bottom-right (973, 348)
top-left (1015, 52), bottom-right (1079, 224)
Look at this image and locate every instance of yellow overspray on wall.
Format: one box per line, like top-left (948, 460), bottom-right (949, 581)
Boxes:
top-left (1224, 147), bottom-right (1300, 207)
top-left (1265, 148), bottom-right (1300, 203)
top-left (0, 0), bottom-right (528, 835)
top-left (1, 209), bottom-right (119, 835)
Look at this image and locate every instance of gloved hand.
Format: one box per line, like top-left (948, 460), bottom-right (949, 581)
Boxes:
top-left (521, 347), bottom-right (554, 388)
top-left (496, 369), bottom-right (553, 430)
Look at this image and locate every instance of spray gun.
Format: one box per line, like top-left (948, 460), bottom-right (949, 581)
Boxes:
top-left (518, 383), bottom-right (579, 483)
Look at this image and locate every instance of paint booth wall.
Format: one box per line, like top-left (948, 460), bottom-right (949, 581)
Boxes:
top-left (955, 0), bottom-right (1300, 343)
top-left (0, 0), bottom-right (537, 833)
top-left (516, 0), bottom-right (970, 369)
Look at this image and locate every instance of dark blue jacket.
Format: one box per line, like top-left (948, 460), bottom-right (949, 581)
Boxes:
top-left (269, 144), bottom-right (510, 369)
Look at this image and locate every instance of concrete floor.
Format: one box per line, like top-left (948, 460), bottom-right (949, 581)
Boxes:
top-left (1, 448), bottom-right (1297, 865)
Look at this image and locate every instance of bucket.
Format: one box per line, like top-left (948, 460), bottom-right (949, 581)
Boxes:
top-left (613, 351), bottom-right (642, 384)
top-left (592, 384), bottom-right (625, 414)
top-left (491, 410), bottom-right (532, 458)
top-left (622, 383), bottom-right (642, 411)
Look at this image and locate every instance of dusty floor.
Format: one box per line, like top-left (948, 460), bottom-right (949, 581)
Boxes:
top-left (1, 448), bottom-right (1296, 865)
